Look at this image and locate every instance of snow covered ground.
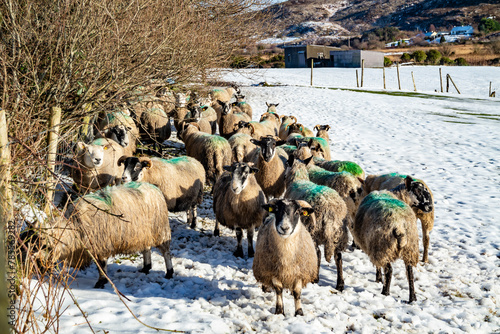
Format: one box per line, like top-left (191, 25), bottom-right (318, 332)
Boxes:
top-left (44, 67), bottom-right (500, 333)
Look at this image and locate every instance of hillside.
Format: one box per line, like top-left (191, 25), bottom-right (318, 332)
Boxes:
top-left (266, 0), bottom-right (500, 41)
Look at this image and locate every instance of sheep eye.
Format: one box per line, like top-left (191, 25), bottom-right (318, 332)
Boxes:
top-left (357, 188), bottom-right (363, 194)
top-left (349, 191), bottom-right (356, 199)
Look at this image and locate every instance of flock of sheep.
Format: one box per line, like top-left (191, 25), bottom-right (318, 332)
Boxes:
top-left (35, 85), bottom-right (435, 316)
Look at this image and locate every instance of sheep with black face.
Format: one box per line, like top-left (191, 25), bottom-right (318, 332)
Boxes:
top-left (213, 162), bottom-right (266, 257)
top-left (253, 199), bottom-right (318, 316)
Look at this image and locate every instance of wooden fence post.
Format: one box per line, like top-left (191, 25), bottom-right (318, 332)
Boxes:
top-left (310, 58), bottom-right (314, 86)
top-left (411, 71), bottom-right (417, 92)
top-left (383, 67), bottom-right (386, 89)
top-left (396, 62), bottom-right (401, 90)
top-left (45, 106), bottom-right (62, 214)
top-left (447, 74), bottom-right (461, 94)
top-left (489, 82), bottom-right (492, 97)
top-left (0, 108), bottom-right (13, 334)
top-left (446, 74), bottom-right (450, 93)
top-left (361, 59), bottom-right (365, 88)
top-left (356, 70), bottom-right (359, 88)
top-left (439, 68), bottom-right (443, 93)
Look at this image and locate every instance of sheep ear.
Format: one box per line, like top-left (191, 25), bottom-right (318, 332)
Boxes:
top-left (262, 204), bottom-right (274, 213)
top-left (202, 106), bottom-right (208, 111)
top-left (405, 175), bottom-right (413, 190)
top-left (250, 167), bottom-right (259, 174)
top-left (266, 102), bottom-right (270, 107)
top-left (231, 102), bottom-right (238, 106)
top-left (250, 139), bottom-right (260, 146)
top-left (276, 140), bottom-right (286, 146)
top-left (223, 165), bottom-right (232, 172)
top-left (275, 103), bottom-right (279, 107)
top-left (357, 177), bottom-right (365, 185)
top-left (325, 125), bottom-right (330, 131)
top-left (287, 155), bottom-right (295, 167)
top-left (141, 158), bottom-right (152, 169)
top-left (304, 156), bottom-right (313, 165)
top-left (76, 142), bottom-right (86, 151)
top-left (117, 155), bottom-right (128, 166)
top-left (314, 125), bottom-right (320, 131)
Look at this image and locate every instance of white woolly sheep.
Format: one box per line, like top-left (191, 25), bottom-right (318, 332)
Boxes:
top-left (70, 138), bottom-right (125, 192)
top-left (212, 162), bottom-right (266, 257)
top-left (119, 156), bottom-right (206, 229)
top-left (278, 115), bottom-right (297, 140)
top-left (284, 155), bottom-right (349, 291)
top-left (353, 176), bottom-right (433, 302)
top-left (364, 173), bottom-right (435, 263)
top-left (180, 123), bottom-right (232, 186)
top-left (139, 104), bottom-right (171, 153)
top-left (253, 199), bottom-right (318, 316)
top-left (40, 182), bottom-right (173, 288)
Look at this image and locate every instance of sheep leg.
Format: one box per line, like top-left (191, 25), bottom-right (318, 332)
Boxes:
top-left (233, 227), bottom-right (244, 258)
top-left (188, 206), bottom-right (197, 229)
top-left (139, 249), bottom-right (152, 274)
top-left (158, 240), bottom-right (174, 279)
top-left (313, 244), bottom-right (321, 284)
top-left (247, 228), bottom-right (255, 258)
top-left (422, 228), bottom-right (430, 263)
top-left (293, 281), bottom-right (303, 316)
top-left (381, 263), bottom-right (393, 296)
top-left (272, 278), bottom-right (285, 315)
top-left (334, 251), bottom-right (344, 292)
top-left (214, 220), bottom-right (220, 237)
top-left (406, 264), bottom-right (417, 303)
top-left (94, 259), bottom-right (108, 289)
top-left (375, 267), bottom-right (383, 283)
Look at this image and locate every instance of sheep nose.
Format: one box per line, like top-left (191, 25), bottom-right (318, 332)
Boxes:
top-left (94, 158), bottom-right (101, 164)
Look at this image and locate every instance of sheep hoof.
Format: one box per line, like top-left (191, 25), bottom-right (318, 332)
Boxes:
top-left (233, 248), bottom-right (244, 258)
top-left (408, 294), bottom-right (417, 303)
top-left (261, 285), bottom-right (272, 293)
top-left (336, 281), bottom-right (344, 292)
top-left (139, 264), bottom-right (151, 275)
top-left (189, 219), bottom-right (197, 230)
top-left (165, 268), bottom-right (174, 279)
top-left (248, 249), bottom-right (254, 258)
top-left (381, 288), bottom-right (390, 296)
top-left (213, 229), bottom-right (220, 237)
top-left (294, 308), bottom-right (304, 316)
top-left (93, 279), bottom-right (107, 289)
top-left (274, 306), bottom-right (284, 315)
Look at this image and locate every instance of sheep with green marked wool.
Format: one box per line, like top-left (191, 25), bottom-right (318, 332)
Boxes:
top-left (231, 94), bottom-right (253, 119)
top-left (96, 111), bottom-right (139, 155)
top-left (364, 173), bottom-right (435, 263)
top-left (313, 124), bottom-right (331, 142)
top-left (119, 156), bottom-right (205, 229)
top-left (313, 157), bottom-right (366, 179)
top-left (284, 155), bottom-right (349, 291)
top-left (38, 182), bottom-right (173, 288)
top-left (278, 115), bottom-right (297, 140)
top-left (180, 123), bottom-right (231, 186)
top-left (353, 176), bottom-right (433, 302)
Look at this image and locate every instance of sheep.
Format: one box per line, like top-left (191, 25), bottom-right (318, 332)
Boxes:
top-left (265, 102), bottom-right (279, 114)
top-left (228, 133), bottom-right (258, 163)
top-left (193, 103), bottom-right (218, 135)
top-left (180, 122), bottom-right (232, 186)
top-left (298, 156), bottom-right (366, 230)
top-left (212, 162), bottom-right (266, 257)
top-left (313, 124), bottom-right (331, 142)
top-left (96, 111), bottom-right (139, 154)
top-left (364, 173), bottom-right (435, 263)
top-left (285, 122), bottom-right (314, 139)
top-left (253, 199), bottom-right (318, 316)
top-left (119, 156), bottom-right (205, 229)
top-left (139, 104), bottom-right (171, 153)
top-left (284, 155), bottom-right (349, 291)
top-left (249, 136), bottom-right (288, 200)
top-left (170, 91), bottom-right (192, 132)
top-left (70, 138), bottom-right (125, 193)
top-left (101, 124), bottom-right (136, 156)
top-left (259, 112), bottom-right (280, 137)
top-left (217, 100), bottom-right (252, 139)
top-left (313, 157), bottom-right (366, 179)
top-left (231, 94), bottom-right (253, 119)
top-left (210, 87), bottom-right (237, 104)
top-left (278, 115), bottom-right (297, 140)
top-left (39, 181), bottom-right (173, 288)
top-left (353, 176), bottom-right (433, 302)
top-left (246, 121), bottom-right (277, 140)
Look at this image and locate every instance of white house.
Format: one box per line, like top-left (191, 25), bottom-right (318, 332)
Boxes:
top-left (450, 25), bottom-right (474, 37)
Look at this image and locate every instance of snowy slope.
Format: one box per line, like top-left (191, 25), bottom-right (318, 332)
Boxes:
top-left (44, 67), bottom-right (500, 333)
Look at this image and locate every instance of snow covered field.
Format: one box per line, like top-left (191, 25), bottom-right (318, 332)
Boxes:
top-left (49, 67), bottom-right (499, 333)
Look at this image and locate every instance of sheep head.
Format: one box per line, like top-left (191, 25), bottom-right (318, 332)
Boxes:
top-left (104, 125), bottom-right (131, 148)
top-left (250, 136), bottom-right (286, 163)
top-left (405, 176), bottom-right (433, 213)
top-left (262, 199), bottom-right (313, 238)
top-left (119, 156), bottom-right (152, 183)
top-left (76, 142), bottom-right (106, 168)
top-left (223, 162), bottom-right (259, 195)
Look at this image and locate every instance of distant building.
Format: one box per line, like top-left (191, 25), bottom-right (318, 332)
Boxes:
top-left (284, 45), bottom-right (384, 68)
top-left (450, 25), bottom-right (474, 36)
